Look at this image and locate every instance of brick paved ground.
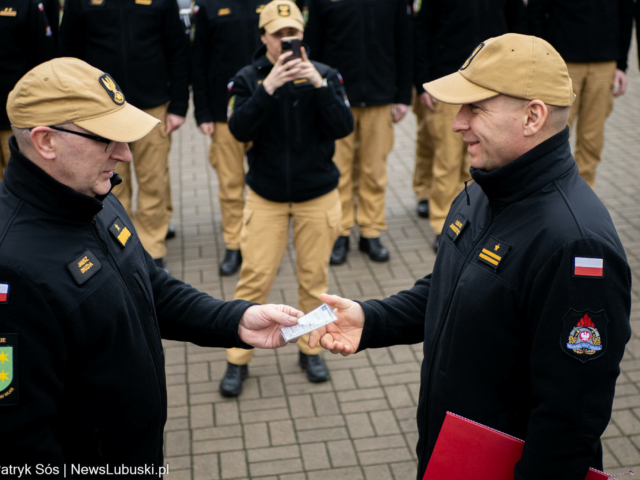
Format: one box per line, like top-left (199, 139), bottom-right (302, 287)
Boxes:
top-left (160, 49), bottom-right (640, 478)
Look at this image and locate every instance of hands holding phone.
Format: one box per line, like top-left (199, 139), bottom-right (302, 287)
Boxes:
top-left (263, 46), bottom-right (323, 95)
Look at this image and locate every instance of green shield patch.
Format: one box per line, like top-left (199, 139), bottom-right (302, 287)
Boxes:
top-left (0, 346), bottom-right (13, 393)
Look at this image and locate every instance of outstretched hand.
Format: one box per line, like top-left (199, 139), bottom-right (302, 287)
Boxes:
top-left (308, 294), bottom-right (365, 356)
top-left (239, 304), bottom-right (303, 349)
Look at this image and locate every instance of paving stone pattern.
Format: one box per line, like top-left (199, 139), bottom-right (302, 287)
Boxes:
top-left (160, 49), bottom-right (640, 478)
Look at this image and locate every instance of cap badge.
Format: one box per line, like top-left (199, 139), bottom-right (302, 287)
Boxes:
top-left (99, 74), bottom-right (125, 105)
top-left (278, 4), bottom-right (291, 16)
top-left (460, 42), bottom-right (484, 71)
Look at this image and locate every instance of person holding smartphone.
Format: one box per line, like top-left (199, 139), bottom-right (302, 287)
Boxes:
top-left (219, 0), bottom-right (354, 397)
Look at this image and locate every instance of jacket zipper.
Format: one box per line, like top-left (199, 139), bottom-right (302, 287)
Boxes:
top-left (284, 91), bottom-right (292, 200)
top-left (421, 208), bottom-right (494, 464)
top-left (90, 217), bottom-right (166, 413)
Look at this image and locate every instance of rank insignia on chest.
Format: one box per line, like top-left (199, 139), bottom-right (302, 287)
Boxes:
top-left (0, 7), bottom-right (17, 16)
top-left (135, 0), bottom-right (152, 5)
top-left (561, 310), bottom-right (608, 363)
top-left (218, 7), bottom-right (231, 15)
top-left (478, 236), bottom-right (510, 270)
top-left (573, 256), bottom-right (604, 278)
top-left (0, 284), bottom-right (8, 304)
top-left (446, 212), bottom-right (468, 243)
top-left (67, 249), bottom-right (102, 285)
top-left (90, 0), bottom-right (104, 5)
top-left (0, 334), bottom-right (18, 406)
top-left (109, 217), bottom-right (132, 247)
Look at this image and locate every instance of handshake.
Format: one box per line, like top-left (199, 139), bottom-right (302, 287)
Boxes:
top-left (238, 293), bottom-right (364, 356)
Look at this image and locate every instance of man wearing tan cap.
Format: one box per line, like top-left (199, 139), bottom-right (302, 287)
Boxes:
top-left (309, 34), bottom-right (631, 479)
top-left (220, 0), bottom-right (353, 396)
top-left (0, 57), bottom-right (303, 470)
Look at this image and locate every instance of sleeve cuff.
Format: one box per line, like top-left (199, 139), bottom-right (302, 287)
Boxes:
top-left (168, 103), bottom-right (189, 118)
top-left (355, 300), bottom-right (377, 353)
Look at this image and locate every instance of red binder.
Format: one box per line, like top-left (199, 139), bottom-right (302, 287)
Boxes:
top-left (423, 412), bottom-right (631, 480)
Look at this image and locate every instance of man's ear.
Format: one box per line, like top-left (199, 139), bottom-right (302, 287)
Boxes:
top-left (523, 100), bottom-right (548, 137)
top-left (29, 127), bottom-right (58, 161)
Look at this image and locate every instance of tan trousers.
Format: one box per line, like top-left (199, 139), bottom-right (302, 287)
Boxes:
top-left (209, 122), bottom-right (249, 250)
top-left (334, 105), bottom-right (394, 238)
top-left (0, 129), bottom-right (12, 182)
top-left (227, 188), bottom-right (340, 365)
top-left (112, 104), bottom-right (172, 259)
top-left (567, 61), bottom-right (616, 188)
top-left (426, 102), bottom-right (470, 235)
top-left (412, 94), bottom-right (434, 201)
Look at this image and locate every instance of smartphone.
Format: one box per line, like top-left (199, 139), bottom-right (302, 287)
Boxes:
top-left (281, 37), bottom-right (301, 63)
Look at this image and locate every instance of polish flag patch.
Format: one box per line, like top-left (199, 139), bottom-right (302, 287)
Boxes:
top-left (574, 257), bottom-right (603, 278)
top-left (0, 284), bottom-right (8, 303)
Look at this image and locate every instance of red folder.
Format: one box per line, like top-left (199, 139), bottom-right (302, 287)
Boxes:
top-left (423, 412), bottom-right (630, 480)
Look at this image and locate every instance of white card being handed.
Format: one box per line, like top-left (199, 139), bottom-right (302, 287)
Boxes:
top-left (280, 303), bottom-right (338, 343)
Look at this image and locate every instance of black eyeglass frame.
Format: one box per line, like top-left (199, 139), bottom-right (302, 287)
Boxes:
top-left (45, 126), bottom-right (114, 152)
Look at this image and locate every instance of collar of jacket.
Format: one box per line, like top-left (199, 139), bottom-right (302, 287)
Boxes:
top-left (470, 126), bottom-right (575, 210)
top-left (4, 136), bottom-right (122, 222)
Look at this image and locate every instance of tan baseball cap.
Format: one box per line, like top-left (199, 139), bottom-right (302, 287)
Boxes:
top-left (7, 57), bottom-right (159, 142)
top-left (424, 34), bottom-right (575, 107)
top-left (259, 0), bottom-right (304, 34)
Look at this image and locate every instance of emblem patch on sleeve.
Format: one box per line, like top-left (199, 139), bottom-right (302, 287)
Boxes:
top-left (478, 237), bottom-right (510, 270)
top-left (0, 334), bottom-right (18, 406)
top-left (574, 256), bottom-right (604, 278)
top-left (446, 213), bottom-right (468, 243)
top-left (0, 283), bottom-right (9, 304)
top-left (561, 310), bottom-right (608, 363)
top-left (67, 249), bottom-right (102, 285)
top-left (109, 217), bottom-right (132, 247)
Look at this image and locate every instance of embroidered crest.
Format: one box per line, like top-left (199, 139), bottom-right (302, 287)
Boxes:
top-left (99, 74), bottom-right (125, 105)
top-left (460, 43), bottom-right (485, 71)
top-left (0, 334), bottom-right (18, 406)
top-left (561, 310), bottom-right (608, 363)
top-left (446, 212), bottom-right (468, 243)
top-left (227, 95), bottom-right (236, 119)
top-left (278, 4), bottom-right (290, 16)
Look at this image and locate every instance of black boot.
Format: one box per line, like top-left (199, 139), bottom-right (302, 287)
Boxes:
top-left (219, 362), bottom-right (249, 397)
top-left (417, 200), bottom-right (429, 218)
top-left (330, 236), bottom-right (349, 265)
top-left (299, 352), bottom-right (330, 383)
top-left (358, 236), bottom-right (389, 262)
top-left (166, 223), bottom-right (177, 239)
top-left (219, 249), bottom-right (242, 276)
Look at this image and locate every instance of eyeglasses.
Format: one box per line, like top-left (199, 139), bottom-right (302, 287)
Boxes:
top-left (48, 126), bottom-right (115, 152)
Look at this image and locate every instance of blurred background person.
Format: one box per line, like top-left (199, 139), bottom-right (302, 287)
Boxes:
top-left (529, 0), bottom-right (634, 189)
top-left (413, 0), bottom-right (526, 253)
top-left (59, 0), bottom-right (190, 274)
top-left (303, 0), bottom-right (412, 265)
top-left (222, 0), bottom-right (353, 397)
top-left (191, 0), bottom-right (266, 276)
top-left (0, 0), bottom-right (57, 180)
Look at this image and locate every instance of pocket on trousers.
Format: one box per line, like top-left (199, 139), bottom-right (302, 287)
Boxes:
top-left (243, 209), bottom-right (254, 226)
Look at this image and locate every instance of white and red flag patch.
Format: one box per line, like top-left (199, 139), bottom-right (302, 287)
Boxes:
top-left (574, 257), bottom-right (603, 278)
top-left (0, 284), bottom-right (8, 303)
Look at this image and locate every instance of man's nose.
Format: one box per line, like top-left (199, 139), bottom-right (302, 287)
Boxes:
top-left (452, 105), bottom-right (470, 133)
top-left (111, 142), bottom-right (133, 163)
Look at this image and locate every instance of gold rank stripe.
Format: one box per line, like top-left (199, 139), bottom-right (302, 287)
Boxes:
top-left (0, 8), bottom-right (17, 16)
top-left (479, 248), bottom-right (502, 266)
top-left (118, 227), bottom-right (131, 246)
